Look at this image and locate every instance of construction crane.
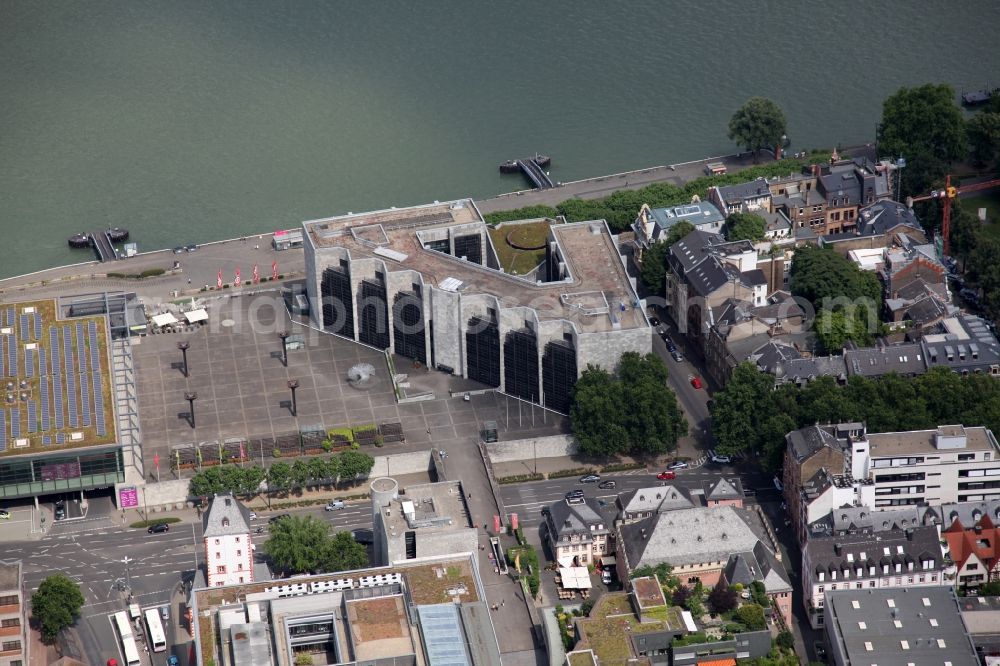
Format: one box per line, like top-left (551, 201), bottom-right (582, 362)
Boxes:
top-left (907, 175), bottom-right (1000, 256)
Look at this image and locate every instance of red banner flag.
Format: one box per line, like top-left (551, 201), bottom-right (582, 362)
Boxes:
top-left (153, 452), bottom-right (159, 470)
top-left (234, 268), bottom-right (242, 287)
top-left (239, 441), bottom-right (246, 460)
top-left (252, 264), bottom-right (260, 284)
top-left (217, 270), bottom-right (223, 289)
top-left (271, 260), bottom-right (278, 280)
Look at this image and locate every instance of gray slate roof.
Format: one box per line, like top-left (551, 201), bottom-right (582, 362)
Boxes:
top-left (705, 477), bottom-right (743, 502)
top-left (844, 342), bottom-right (925, 377)
top-left (805, 525), bottom-right (943, 577)
top-left (786, 425), bottom-right (843, 463)
top-left (202, 493), bottom-right (252, 538)
top-left (620, 485), bottom-right (696, 515)
top-left (725, 540), bottom-right (792, 594)
top-left (547, 497), bottom-right (608, 542)
top-left (715, 179), bottom-right (773, 205)
top-left (621, 506), bottom-right (763, 569)
top-left (856, 200), bottom-right (925, 237)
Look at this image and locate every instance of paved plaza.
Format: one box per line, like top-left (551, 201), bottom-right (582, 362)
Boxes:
top-left (132, 291), bottom-right (567, 476)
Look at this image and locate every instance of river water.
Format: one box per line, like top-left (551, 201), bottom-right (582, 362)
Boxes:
top-left (2, 1), bottom-right (998, 278)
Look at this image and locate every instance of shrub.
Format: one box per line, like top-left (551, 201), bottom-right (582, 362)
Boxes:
top-left (498, 473), bottom-right (544, 484)
top-left (129, 517), bottom-right (182, 529)
top-left (272, 449), bottom-right (281, 458)
top-left (600, 461), bottom-right (645, 473)
top-left (734, 603), bottom-right (766, 631)
top-left (548, 467), bottom-right (597, 479)
top-left (777, 630), bottom-right (795, 650)
top-left (750, 580), bottom-right (768, 607)
top-left (140, 267), bottom-right (166, 278)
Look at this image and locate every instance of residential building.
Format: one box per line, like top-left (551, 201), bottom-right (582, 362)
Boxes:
top-left (820, 199), bottom-right (927, 256)
top-left (616, 506), bottom-right (786, 593)
top-left (723, 540), bottom-right (794, 626)
top-left (370, 478), bottom-right (477, 567)
top-left (191, 553), bottom-right (501, 666)
top-left (544, 497), bottom-right (614, 566)
top-left (631, 201), bottom-right (726, 259)
top-left (785, 422), bottom-right (1000, 542)
top-left (617, 485), bottom-right (696, 524)
top-left (709, 179), bottom-right (773, 216)
top-left (704, 477), bottom-right (745, 508)
top-left (757, 314), bottom-right (1000, 385)
top-left (957, 594), bottom-right (1000, 662)
top-left (802, 525), bottom-right (948, 628)
top-left (203, 494), bottom-right (255, 587)
top-left (943, 513), bottom-right (1000, 591)
top-left (0, 562), bottom-right (25, 666)
top-left (303, 200), bottom-right (650, 413)
top-left (823, 587), bottom-right (977, 666)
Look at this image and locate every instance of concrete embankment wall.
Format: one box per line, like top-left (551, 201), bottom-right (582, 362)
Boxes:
top-left (127, 450), bottom-right (434, 511)
top-left (485, 435), bottom-right (576, 463)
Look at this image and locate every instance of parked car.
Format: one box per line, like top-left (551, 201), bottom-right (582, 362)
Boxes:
top-left (247, 511), bottom-right (257, 520)
top-left (351, 528), bottom-right (374, 545)
top-left (269, 513), bottom-right (291, 524)
top-left (172, 246), bottom-right (184, 254)
top-left (107, 659), bottom-right (119, 666)
top-left (147, 523), bottom-right (169, 534)
top-left (54, 503), bottom-right (66, 521)
top-left (160, 605), bottom-right (170, 621)
top-left (689, 375), bottom-right (703, 389)
top-left (656, 471), bottom-right (676, 480)
top-left (668, 460), bottom-right (689, 470)
top-left (813, 641), bottom-right (827, 662)
top-left (565, 490), bottom-right (585, 500)
top-left (773, 476), bottom-right (784, 491)
top-left (601, 569), bottom-right (613, 584)
top-left (671, 350), bottom-right (684, 362)
top-left (580, 474), bottom-right (601, 483)
top-left (0, 509), bottom-right (9, 520)
top-left (598, 480), bottom-right (617, 490)
top-left (566, 496), bottom-right (586, 505)
top-left (710, 452), bottom-right (732, 464)
top-left (649, 317), bottom-right (660, 327)
top-left (185, 244), bottom-right (198, 252)
top-left (325, 500), bottom-right (346, 511)
top-left (168, 656), bottom-right (180, 666)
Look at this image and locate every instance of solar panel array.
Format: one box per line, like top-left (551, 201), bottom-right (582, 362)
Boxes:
top-left (0, 312), bottom-right (111, 450)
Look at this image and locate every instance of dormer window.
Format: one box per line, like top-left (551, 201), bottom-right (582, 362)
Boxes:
top-left (222, 518), bottom-right (230, 528)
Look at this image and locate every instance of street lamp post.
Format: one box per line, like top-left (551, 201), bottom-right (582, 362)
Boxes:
top-left (122, 556), bottom-right (133, 598)
top-left (278, 331), bottom-right (289, 367)
top-left (287, 379), bottom-right (299, 417)
top-left (185, 391), bottom-right (198, 429)
top-left (177, 341), bottom-right (190, 377)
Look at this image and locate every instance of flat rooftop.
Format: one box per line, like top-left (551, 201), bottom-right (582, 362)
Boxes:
top-left (867, 425), bottom-right (998, 456)
top-left (0, 299), bottom-right (116, 457)
top-left (304, 199), bottom-right (646, 332)
top-left (0, 562), bottom-right (21, 591)
top-left (383, 480), bottom-right (472, 536)
top-left (346, 595), bottom-right (413, 661)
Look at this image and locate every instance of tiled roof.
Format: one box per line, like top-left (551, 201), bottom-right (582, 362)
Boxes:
top-left (202, 493), bottom-right (251, 538)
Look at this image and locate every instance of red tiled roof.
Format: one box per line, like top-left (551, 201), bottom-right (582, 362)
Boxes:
top-left (698, 659), bottom-right (736, 666)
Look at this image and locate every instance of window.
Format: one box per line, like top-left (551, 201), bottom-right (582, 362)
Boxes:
top-left (216, 566), bottom-right (226, 574)
top-left (216, 552), bottom-right (221, 559)
top-left (235, 537), bottom-right (240, 543)
top-left (239, 577), bottom-right (244, 583)
top-left (215, 539), bottom-right (220, 545)
top-left (238, 563), bottom-right (244, 571)
top-left (0, 618), bottom-right (19, 628)
top-left (959, 453), bottom-right (976, 462)
top-left (818, 586), bottom-right (824, 593)
top-left (967, 563), bottom-right (979, 570)
top-left (0, 595), bottom-right (18, 606)
top-left (2, 641), bottom-right (21, 652)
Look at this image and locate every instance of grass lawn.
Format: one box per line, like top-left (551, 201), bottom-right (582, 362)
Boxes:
top-left (487, 219), bottom-right (553, 275)
top-left (962, 192), bottom-right (1000, 240)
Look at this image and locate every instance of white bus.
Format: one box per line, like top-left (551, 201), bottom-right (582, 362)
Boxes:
top-left (111, 611), bottom-right (141, 666)
top-left (144, 607), bottom-right (167, 653)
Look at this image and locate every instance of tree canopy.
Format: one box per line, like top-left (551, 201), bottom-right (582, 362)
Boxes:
top-left (734, 603), bottom-right (767, 631)
top-left (814, 307), bottom-right (876, 354)
top-left (188, 450), bottom-right (374, 498)
top-left (570, 353), bottom-right (687, 458)
top-left (728, 97), bottom-right (787, 160)
top-left (725, 212), bottom-right (767, 242)
top-left (790, 245), bottom-right (882, 312)
top-left (265, 515), bottom-right (368, 575)
top-left (31, 574), bottom-right (85, 644)
top-left (640, 241), bottom-right (670, 292)
top-left (711, 364), bottom-right (1000, 470)
top-left (877, 84), bottom-right (966, 197)
top-left (967, 110), bottom-right (1000, 169)
top-left (708, 579), bottom-right (738, 615)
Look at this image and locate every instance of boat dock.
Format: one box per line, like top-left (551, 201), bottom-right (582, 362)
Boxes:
top-left (962, 87), bottom-right (998, 106)
top-left (499, 155), bottom-right (554, 190)
top-left (90, 230), bottom-right (117, 261)
top-left (67, 227), bottom-right (129, 262)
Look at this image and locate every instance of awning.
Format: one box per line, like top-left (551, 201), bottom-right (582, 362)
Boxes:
top-left (600, 555), bottom-right (617, 567)
top-left (183, 308), bottom-right (208, 324)
top-left (697, 660), bottom-right (735, 666)
top-left (557, 556), bottom-right (575, 568)
top-left (558, 567), bottom-right (592, 590)
top-left (151, 312), bottom-right (178, 327)
top-left (681, 610), bottom-right (698, 633)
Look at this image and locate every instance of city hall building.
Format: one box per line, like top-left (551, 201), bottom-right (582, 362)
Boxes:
top-left (303, 199), bottom-right (651, 412)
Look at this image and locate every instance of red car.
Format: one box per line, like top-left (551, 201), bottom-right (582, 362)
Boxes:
top-left (107, 659), bottom-right (119, 666)
top-left (690, 376), bottom-right (703, 389)
top-left (656, 471), bottom-right (676, 480)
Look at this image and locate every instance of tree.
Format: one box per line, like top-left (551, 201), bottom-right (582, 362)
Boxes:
top-left (31, 574), bottom-right (85, 644)
top-left (618, 353), bottom-right (687, 455)
top-left (877, 84), bottom-right (966, 197)
top-left (665, 220), bottom-right (696, 246)
top-left (711, 363), bottom-right (775, 456)
top-left (265, 516), bottom-right (367, 575)
top-left (980, 580), bottom-right (1000, 596)
top-left (725, 212), bottom-right (767, 243)
top-left (640, 241), bottom-right (670, 292)
top-left (672, 585), bottom-right (692, 608)
top-left (708, 579), bottom-right (738, 615)
top-left (734, 603), bottom-right (767, 631)
top-left (814, 306), bottom-right (876, 353)
top-left (750, 580), bottom-right (768, 607)
top-left (336, 450), bottom-right (375, 482)
top-left (267, 461), bottom-right (292, 492)
top-left (571, 365), bottom-right (628, 457)
top-left (967, 111), bottom-right (1000, 168)
top-left (949, 207), bottom-right (982, 269)
top-left (790, 245), bottom-right (882, 312)
top-left (728, 97), bottom-right (787, 162)
top-left (290, 459), bottom-right (311, 488)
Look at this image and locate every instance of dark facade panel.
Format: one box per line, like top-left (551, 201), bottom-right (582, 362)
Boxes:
top-left (453, 234), bottom-right (483, 265)
top-left (320, 267), bottom-right (354, 337)
top-left (504, 329), bottom-right (539, 403)
top-left (542, 340), bottom-right (577, 413)
top-left (358, 279), bottom-right (390, 350)
top-left (392, 292), bottom-right (426, 364)
top-left (466, 316), bottom-right (500, 387)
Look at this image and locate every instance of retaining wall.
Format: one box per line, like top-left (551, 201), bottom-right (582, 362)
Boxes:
top-left (485, 435), bottom-right (576, 463)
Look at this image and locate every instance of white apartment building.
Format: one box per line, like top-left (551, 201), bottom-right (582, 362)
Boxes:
top-left (203, 494), bottom-right (255, 587)
top-left (801, 525), bottom-right (950, 629)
